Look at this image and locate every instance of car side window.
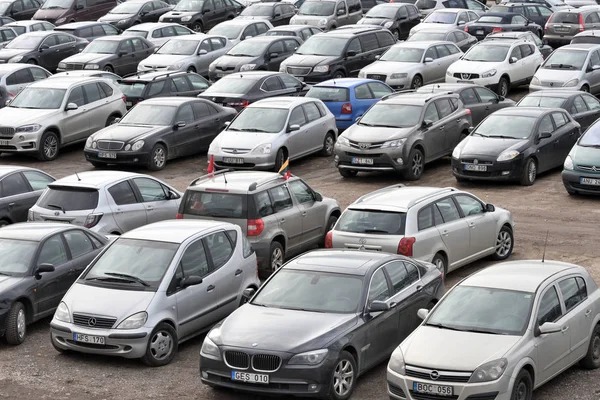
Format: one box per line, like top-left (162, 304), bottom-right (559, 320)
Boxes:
top-left (108, 180), bottom-right (138, 205)
top-left (268, 185), bottom-right (293, 212)
top-left (98, 81), bottom-right (113, 97)
top-left (242, 24), bottom-right (257, 39)
top-left (174, 25), bottom-right (192, 35)
top-left (424, 46), bottom-right (438, 60)
top-left (280, 74), bottom-right (303, 90)
top-left (354, 83), bottom-right (372, 99)
top-left (454, 194), bottom-right (483, 216)
top-left (103, 24), bottom-right (119, 35)
top-left (423, 103), bottom-right (439, 124)
top-left (188, 74), bottom-right (209, 91)
top-left (175, 103), bottom-right (195, 124)
top-left (526, 5), bottom-right (540, 16)
top-left (205, 231), bottom-right (234, 269)
top-left (6, 69), bottom-right (31, 86)
top-left (147, 80), bottom-right (165, 96)
top-left (368, 82), bottom-right (393, 98)
top-left (435, 99), bottom-right (453, 118)
top-left (398, 6), bottom-right (408, 18)
top-left (418, 205), bottom-right (434, 231)
top-left (375, 31), bottom-right (395, 47)
top-left (347, 37), bottom-right (361, 54)
top-left (572, 95), bottom-right (589, 114)
top-left (537, 286), bottom-right (563, 325)
top-left (384, 261), bottom-right (408, 294)
top-left (209, 37), bottom-right (224, 50)
top-left (289, 106), bottom-right (307, 127)
top-left (510, 45), bottom-right (523, 60)
top-left (199, 39), bottom-right (212, 53)
top-left (22, 171), bottom-right (53, 191)
top-left (262, 76), bottom-right (284, 91)
top-left (583, 94), bottom-right (600, 110)
top-left (585, 12), bottom-right (599, 23)
top-left (67, 86), bottom-right (85, 107)
top-left (0, 172), bottom-right (30, 197)
top-left (192, 102), bottom-right (211, 119)
top-left (171, 75), bottom-right (193, 92)
top-left (434, 197), bottom-right (461, 223)
top-left (179, 239), bottom-right (210, 277)
top-left (59, 35), bottom-right (75, 45)
top-left (242, 234), bottom-right (253, 258)
top-left (512, 14), bottom-right (526, 24)
top-left (30, 67), bottom-right (49, 81)
top-left (337, 1), bottom-right (347, 14)
top-left (435, 44), bottom-right (450, 58)
top-left (558, 277), bottom-right (585, 312)
top-left (520, 44), bottom-right (533, 58)
top-left (119, 39), bottom-right (134, 54)
top-left (64, 230), bottom-right (94, 259)
top-left (589, 50), bottom-right (600, 69)
top-left (283, 39), bottom-right (299, 53)
top-left (445, 43), bottom-right (460, 55)
top-left (459, 88), bottom-right (478, 105)
top-left (256, 23), bottom-right (269, 35)
top-left (538, 115), bottom-right (554, 134)
top-left (303, 102), bottom-right (321, 123)
top-left (254, 190), bottom-right (274, 217)
top-left (475, 87), bottom-right (497, 103)
top-left (576, 277), bottom-right (588, 300)
top-left (83, 83), bottom-right (102, 104)
top-left (288, 179), bottom-right (314, 204)
top-left (551, 112), bottom-right (568, 129)
top-left (368, 268), bottom-right (390, 303)
top-left (132, 178), bottom-right (168, 202)
top-left (268, 41), bottom-right (285, 55)
top-left (359, 33), bottom-right (379, 52)
top-left (38, 234), bottom-right (68, 266)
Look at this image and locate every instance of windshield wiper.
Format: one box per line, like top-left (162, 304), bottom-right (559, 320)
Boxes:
top-left (44, 5), bottom-right (65, 8)
top-left (282, 306), bottom-right (327, 313)
top-left (370, 124), bottom-right (401, 128)
top-left (229, 53), bottom-right (254, 57)
top-left (426, 322), bottom-right (466, 331)
top-left (47, 204), bottom-right (66, 213)
top-left (490, 135), bottom-right (517, 139)
top-left (472, 132), bottom-right (489, 138)
top-left (104, 272), bottom-right (150, 287)
top-left (251, 302), bottom-right (268, 307)
top-left (0, 271), bottom-right (11, 276)
top-left (462, 328), bottom-right (504, 335)
top-left (241, 128), bottom-right (269, 132)
top-left (550, 63), bottom-right (575, 69)
top-left (359, 122), bottom-right (376, 126)
top-left (580, 144), bottom-right (600, 148)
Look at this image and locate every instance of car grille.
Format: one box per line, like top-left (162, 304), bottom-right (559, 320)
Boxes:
top-left (409, 393), bottom-right (459, 400)
top-left (465, 393), bottom-right (499, 400)
top-left (72, 313), bottom-right (117, 329)
top-left (66, 63), bottom-right (84, 70)
top-left (453, 73), bottom-right (480, 79)
top-left (216, 65), bottom-right (236, 71)
top-left (221, 147), bottom-right (251, 154)
top-left (460, 159), bottom-right (493, 166)
top-left (366, 74), bottom-right (386, 81)
top-left (345, 152), bottom-right (384, 157)
top-left (0, 126), bottom-right (14, 138)
top-left (143, 65), bottom-right (168, 70)
top-left (576, 165), bottom-right (600, 172)
top-left (388, 383), bottom-right (406, 398)
top-left (225, 351), bottom-right (250, 369)
top-left (97, 140), bottom-right (124, 151)
top-left (540, 81), bottom-right (563, 87)
top-left (348, 139), bottom-right (386, 150)
top-left (405, 365), bottom-right (472, 383)
top-left (252, 354), bottom-right (281, 372)
top-left (286, 66), bottom-right (312, 76)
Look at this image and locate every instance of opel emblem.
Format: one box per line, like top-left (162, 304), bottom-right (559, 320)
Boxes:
top-left (430, 370), bottom-right (440, 380)
top-left (252, 343), bottom-right (258, 347)
top-left (593, 166), bottom-right (597, 172)
top-left (88, 318), bottom-right (97, 327)
top-left (54, 211), bottom-right (60, 216)
top-left (358, 143), bottom-right (370, 150)
top-left (359, 238), bottom-right (367, 244)
top-left (474, 159), bottom-right (479, 165)
top-left (461, 73), bottom-right (470, 80)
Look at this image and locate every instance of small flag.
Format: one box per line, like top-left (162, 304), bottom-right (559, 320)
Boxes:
top-left (278, 158), bottom-right (291, 180)
top-left (207, 154), bottom-right (215, 174)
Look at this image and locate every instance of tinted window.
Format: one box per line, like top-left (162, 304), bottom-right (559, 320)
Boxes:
top-left (559, 277), bottom-right (584, 312)
top-left (57, 34), bottom-right (75, 44)
top-left (67, 86), bottom-right (85, 107)
top-left (288, 180), bottom-right (314, 203)
top-left (103, 24), bottom-right (119, 35)
top-left (368, 268), bottom-right (390, 303)
top-left (424, 102), bottom-right (439, 123)
top-left (268, 40), bottom-right (285, 55)
top-left (538, 115), bottom-right (554, 134)
top-left (179, 239), bottom-right (209, 277)
top-left (435, 197), bottom-right (461, 223)
top-left (262, 76), bottom-right (283, 91)
top-left (108, 181), bottom-right (138, 205)
top-left (537, 286), bottom-right (563, 325)
top-left (572, 95), bottom-right (588, 114)
top-left (583, 94), bottom-right (600, 110)
top-left (147, 80), bottom-right (165, 96)
top-left (30, 67), bottom-right (49, 81)
top-left (22, 171), bottom-right (53, 191)
top-left (289, 106), bottom-right (307, 126)
top-left (175, 103), bottom-right (195, 124)
top-left (280, 74), bottom-right (303, 89)
top-left (1, 173), bottom-right (29, 197)
top-left (254, 190), bottom-right (274, 217)
top-left (460, 88), bottom-right (478, 105)
top-left (475, 87), bottom-right (497, 103)
top-left (99, 81), bottom-right (113, 97)
top-left (132, 178), bottom-right (168, 202)
top-left (184, 191), bottom-right (246, 218)
top-left (268, 185), bottom-right (293, 212)
top-left (38, 235), bottom-right (68, 266)
top-left (385, 261), bottom-right (408, 294)
top-left (336, 209), bottom-right (405, 234)
top-left (303, 102), bottom-right (321, 122)
top-left (6, 69), bottom-right (31, 86)
top-left (347, 37), bottom-right (361, 54)
top-left (283, 38), bottom-right (299, 53)
top-left (305, 86), bottom-right (349, 102)
top-left (38, 187), bottom-right (98, 211)
top-left (418, 205), bottom-right (434, 231)
top-left (64, 230), bottom-right (94, 259)
top-left (170, 75), bottom-right (192, 92)
top-left (552, 112), bottom-right (568, 129)
top-left (368, 82), bottom-right (392, 97)
top-left (83, 83), bottom-right (102, 104)
top-left (354, 83), bottom-right (372, 99)
top-left (192, 102), bottom-right (211, 118)
top-left (436, 98), bottom-right (453, 118)
top-left (454, 195), bottom-right (483, 216)
top-left (359, 33), bottom-right (379, 52)
top-left (205, 231), bottom-right (233, 269)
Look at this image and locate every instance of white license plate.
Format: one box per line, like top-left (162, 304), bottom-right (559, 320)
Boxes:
top-left (457, 80), bottom-right (473, 83)
top-left (413, 382), bottom-right (453, 396)
top-left (231, 371), bottom-right (269, 384)
top-left (555, 27), bottom-right (569, 32)
top-left (476, 30), bottom-right (484, 35)
top-left (216, 72), bottom-right (225, 78)
top-left (98, 151), bottom-right (116, 159)
top-left (73, 333), bottom-right (105, 345)
top-left (464, 164), bottom-right (487, 171)
top-left (0, 139), bottom-right (8, 145)
top-left (580, 177), bottom-right (600, 186)
top-left (223, 157), bottom-right (244, 164)
top-left (126, 101), bottom-right (132, 107)
top-left (351, 157), bottom-right (374, 165)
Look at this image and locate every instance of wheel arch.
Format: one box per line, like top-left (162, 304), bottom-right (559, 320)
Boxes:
top-left (44, 126), bottom-right (62, 146)
top-left (13, 297), bottom-right (34, 323)
top-left (271, 234), bottom-right (286, 253)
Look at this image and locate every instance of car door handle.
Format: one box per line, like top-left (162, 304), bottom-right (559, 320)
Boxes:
top-left (146, 206), bottom-right (154, 211)
top-left (442, 230), bottom-right (449, 236)
top-left (561, 325), bottom-right (569, 333)
top-left (585, 309), bottom-right (592, 317)
top-left (456, 118), bottom-right (462, 122)
top-left (390, 301), bottom-right (397, 307)
top-left (8, 202), bottom-right (14, 209)
top-left (469, 222), bottom-right (475, 228)
top-left (235, 269), bottom-right (243, 276)
top-left (439, 126), bottom-right (445, 130)
top-left (280, 218), bottom-right (285, 224)
top-left (554, 140), bottom-right (560, 144)
top-left (207, 285), bottom-right (215, 292)
top-left (416, 285), bottom-right (423, 292)
top-left (302, 211), bottom-right (307, 216)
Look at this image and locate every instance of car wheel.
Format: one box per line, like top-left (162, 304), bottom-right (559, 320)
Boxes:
top-left (320, 215), bottom-right (338, 247)
top-left (273, 148), bottom-right (285, 172)
top-left (411, 74), bottom-right (423, 89)
top-left (332, 70), bottom-right (345, 79)
top-left (492, 225), bottom-right (513, 260)
top-left (497, 77), bottom-right (509, 97)
top-left (580, 324), bottom-right (600, 369)
top-left (338, 168), bottom-right (357, 178)
top-left (37, 131), bottom-right (59, 161)
top-left (321, 132), bottom-right (335, 156)
top-left (510, 369), bottom-right (532, 400)
top-left (581, 84), bottom-right (590, 93)
top-left (431, 253), bottom-right (447, 276)
top-left (0, 219), bottom-right (9, 228)
top-left (328, 351), bottom-right (357, 400)
top-left (192, 22), bottom-right (203, 32)
top-left (141, 323), bottom-right (178, 367)
top-left (103, 65), bottom-right (114, 73)
top-left (403, 147), bottom-right (424, 181)
top-left (5, 302), bottom-right (26, 345)
top-left (269, 241), bottom-right (284, 273)
top-left (519, 158), bottom-right (536, 186)
top-left (187, 66), bottom-right (196, 73)
top-left (393, 29), bottom-right (400, 41)
top-left (27, 59), bottom-right (37, 65)
top-left (105, 114), bottom-right (120, 127)
top-left (147, 143), bottom-right (167, 171)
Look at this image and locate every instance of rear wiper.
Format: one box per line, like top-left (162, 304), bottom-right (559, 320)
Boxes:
top-left (47, 204), bottom-right (66, 213)
top-left (104, 272), bottom-right (150, 287)
top-left (362, 229), bottom-right (390, 233)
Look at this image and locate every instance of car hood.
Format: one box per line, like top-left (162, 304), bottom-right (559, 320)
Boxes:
top-left (0, 48), bottom-right (30, 60)
top-left (292, 15), bottom-right (329, 25)
top-left (91, 124), bottom-right (165, 143)
top-left (162, 11), bottom-right (199, 18)
top-left (358, 17), bottom-right (391, 25)
top-left (237, 15), bottom-right (271, 20)
top-left (33, 8), bottom-right (67, 19)
top-left (284, 54), bottom-right (338, 67)
top-left (401, 326), bottom-right (521, 370)
top-left (216, 130), bottom-right (279, 148)
top-left (534, 67), bottom-right (579, 83)
top-left (412, 22), bottom-right (454, 33)
top-left (63, 53), bottom-right (113, 64)
top-left (342, 123), bottom-right (415, 142)
top-left (459, 135), bottom-right (528, 157)
top-left (141, 53), bottom-right (191, 67)
top-left (214, 55), bottom-right (261, 68)
top-left (361, 60), bottom-right (422, 74)
top-left (0, 276), bottom-right (24, 295)
top-left (0, 107), bottom-right (57, 126)
top-left (449, 59), bottom-right (503, 73)
top-left (99, 13), bottom-right (136, 22)
top-left (214, 304), bottom-right (358, 352)
top-left (571, 144), bottom-right (600, 165)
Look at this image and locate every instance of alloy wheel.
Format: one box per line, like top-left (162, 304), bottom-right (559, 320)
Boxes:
top-left (434, 258), bottom-right (445, 271)
top-left (528, 161), bottom-right (537, 184)
top-left (271, 247), bottom-right (283, 272)
top-left (333, 359), bottom-right (354, 397)
top-left (44, 135), bottom-right (58, 159)
top-left (500, 80), bottom-right (509, 97)
top-left (16, 309), bottom-right (25, 340)
top-left (411, 152), bottom-right (423, 177)
top-left (149, 330), bottom-right (173, 361)
top-left (324, 135), bottom-right (334, 155)
top-left (153, 147), bottom-right (166, 169)
top-left (412, 76), bottom-right (422, 89)
top-left (495, 230), bottom-right (512, 258)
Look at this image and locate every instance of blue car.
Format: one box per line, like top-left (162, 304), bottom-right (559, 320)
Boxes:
top-left (305, 78), bottom-right (394, 131)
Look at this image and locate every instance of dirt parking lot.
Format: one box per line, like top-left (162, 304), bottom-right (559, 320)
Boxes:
top-left (1, 87), bottom-right (600, 400)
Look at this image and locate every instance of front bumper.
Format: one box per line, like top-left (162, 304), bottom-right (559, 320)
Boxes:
top-left (211, 152), bottom-right (277, 170)
top-left (451, 156), bottom-right (524, 182)
top-left (284, 69), bottom-right (338, 84)
top-left (208, 69), bottom-right (239, 82)
top-left (0, 129), bottom-right (44, 153)
top-left (334, 143), bottom-right (407, 172)
top-left (363, 74), bottom-right (409, 90)
top-left (84, 149), bottom-right (150, 166)
top-left (562, 169), bottom-right (600, 195)
top-left (445, 75), bottom-right (499, 92)
top-left (529, 83), bottom-right (577, 92)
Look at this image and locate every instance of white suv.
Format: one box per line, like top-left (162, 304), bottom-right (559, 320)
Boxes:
top-left (325, 185), bottom-right (514, 275)
top-left (445, 39), bottom-right (543, 97)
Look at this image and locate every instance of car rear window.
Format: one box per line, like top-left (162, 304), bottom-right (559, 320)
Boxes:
top-left (181, 190), bottom-right (247, 218)
top-left (550, 12), bottom-right (580, 24)
top-left (571, 36), bottom-right (600, 44)
top-left (117, 81), bottom-right (147, 97)
top-left (204, 78), bottom-right (256, 95)
top-left (37, 186), bottom-right (99, 211)
top-left (305, 86), bottom-right (350, 102)
top-left (336, 209), bottom-right (406, 235)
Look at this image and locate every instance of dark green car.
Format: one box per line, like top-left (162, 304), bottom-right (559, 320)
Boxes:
top-left (562, 120), bottom-right (600, 196)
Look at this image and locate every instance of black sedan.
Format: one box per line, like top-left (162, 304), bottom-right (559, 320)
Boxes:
top-left (84, 97), bottom-right (236, 170)
top-left (98, 0), bottom-right (173, 30)
top-left (357, 3), bottom-right (421, 41)
top-left (0, 166), bottom-right (54, 227)
top-left (452, 107), bottom-right (581, 185)
top-left (0, 0), bottom-right (42, 21)
top-left (0, 223), bottom-right (107, 345)
top-left (464, 12), bottom-right (543, 41)
top-left (199, 250), bottom-right (444, 399)
top-left (517, 90), bottom-right (600, 132)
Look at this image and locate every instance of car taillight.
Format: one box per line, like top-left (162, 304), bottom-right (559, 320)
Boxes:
top-left (325, 231), bottom-right (333, 248)
top-left (579, 14), bottom-right (584, 32)
top-left (176, 213), bottom-right (183, 219)
top-left (492, 27), bottom-right (503, 33)
top-left (397, 237), bottom-right (416, 257)
top-left (228, 100), bottom-right (250, 107)
top-left (121, 95), bottom-right (126, 103)
top-left (464, 26), bottom-right (468, 32)
top-left (248, 218), bottom-right (264, 237)
top-left (341, 103), bottom-right (352, 114)
top-left (465, 109), bottom-right (471, 115)
top-left (84, 213), bottom-right (103, 229)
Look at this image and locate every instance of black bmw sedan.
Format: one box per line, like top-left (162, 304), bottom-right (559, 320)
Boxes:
top-left (452, 107), bottom-right (581, 185)
top-left (199, 249), bottom-right (444, 399)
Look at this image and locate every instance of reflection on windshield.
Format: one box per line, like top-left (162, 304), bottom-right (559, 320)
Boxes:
top-left (41, 0), bottom-right (72, 9)
top-left (474, 115), bottom-right (536, 139)
top-left (409, 32), bottom-right (446, 41)
top-left (359, 103), bottom-right (422, 128)
top-left (227, 41), bottom-right (268, 57)
top-left (365, 5), bottom-right (397, 18)
top-left (109, 2), bottom-right (142, 13)
top-left (464, 44), bottom-right (509, 62)
top-left (228, 107), bottom-right (288, 133)
top-left (518, 96), bottom-right (564, 108)
top-left (425, 12), bottom-right (457, 24)
top-left (157, 39), bottom-right (198, 55)
top-left (543, 49), bottom-right (587, 70)
top-left (174, 0), bottom-right (205, 11)
top-left (240, 4), bottom-right (273, 15)
top-left (298, 1), bottom-right (335, 16)
top-left (204, 77), bottom-right (255, 94)
top-left (10, 88), bottom-right (65, 109)
top-left (83, 40), bottom-right (119, 54)
top-left (579, 123), bottom-right (600, 147)
top-left (5, 35), bottom-right (42, 50)
top-left (208, 24), bottom-right (242, 39)
top-left (380, 47), bottom-right (424, 62)
top-left (0, 239), bottom-right (37, 276)
top-left (296, 36), bottom-right (345, 56)
top-left (120, 104), bottom-right (177, 125)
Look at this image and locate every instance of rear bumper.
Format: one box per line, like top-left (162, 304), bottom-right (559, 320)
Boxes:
top-left (544, 36), bottom-right (572, 47)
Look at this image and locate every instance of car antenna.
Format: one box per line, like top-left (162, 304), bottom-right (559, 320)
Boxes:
top-left (75, 172), bottom-right (81, 181)
top-left (541, 230), bottom-right (549, 263)
top-left (222, 170), bottom-right (228, 184)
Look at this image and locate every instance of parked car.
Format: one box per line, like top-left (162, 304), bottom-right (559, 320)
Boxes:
top-left (0, 223), bottom-right (108, 345)
top-left (490, 2), bottom-right (554, 27)
top-left (388, 260), bottom-right (600, 400)
top-left (179, 170), bottom-right (340, 273)
top-left (208, 19), bottom-right (273, 46)
top-left (198, 71), bottom-right (309, 111)
top-left (544, 8), bottom-right (600, 48)
top-left (0, 166), bottom-right (54, 226)
top-left (289, 0), bottom-right (363, 31)
top-left (0, 63), bottom-right (51, 107)
top-left (50, 219), bottom-right (259, 365)
top-left (200, 249), bottom-right (445, 398)
top-left (563, 118), bottom-right (600, 194)
top-left (484, 30), bottom-right (553, 58)
top-left (0, 0), bottom-right (42, 21)
top-left (358, 3), bottom-right (421, 41)
top-left (265, 24), bottom-right (321, 42)
top-left (0, 31), bottom-right (88, 72)
top-left (54, 21), bottom-right (121, 41)
top-left (410, 8), bottom-right (481, 37)
top-left (237, 2), bottom-right (295, 26)
top-left (359, 41), bottom-right (463, 90)
top-left (452, 107), bottom-right (580, 185)
top-left (407, 27), bottom-right (478, 52)
top-left (98, 0), bottom-right (173, 30)
top-left (566, 0), bottom-right (596, 7)
top-left (29, 171), bottom-right (182, 234)
top-left (0, 76), bottom-right (126, 160)
top-left (280, 27), bottom-right (396, 83)
top-left (85, 97), bottom-right (236, 170)
top-left (328, 185), bottom-right (514, 273)
top-left (121, 22), bottom-right (195, 46)
top-left (445, 40), bottom-right (544, 96)
top-left (571, 29), bottom-right (600, 44)
top-left (4, 19), bottom-right (54, 35)
top-left (498, 0), bottom-right (569, 11)
top-left (415, 0), bottom-right (471, 19)
top-left (159, 0), bottom-right (239, 32)
top-left (464, 12), bottom-right (543, 41)
top-left (32, 0), bottom-right (117, 25)
top-left (334, 91), bottom-right (472, 179)
top-left (50, 69), bottom-right (121, 81)
top-left (208, 36), bottom-right (301, 81)
top-left (0, 15), bottom-right (13, 26)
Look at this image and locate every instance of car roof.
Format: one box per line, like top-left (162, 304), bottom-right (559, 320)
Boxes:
top-left (216, 19), bottom-right (265, 26)
top-left (122, 70), bottom-right (188, 81)
top-left (574, 29), bottom-right (600, 36)
top-left (244, 35), bottom-right (294, 43)
top-left (0, 165), bottom-right (41, 177)
top-left (189, 170), bottom-right (287, 192)
top-left (140, 96), bottom-right (200, 106)
top-left (351, 185), bottom-right (457, 211)
top-left (461, 260), bottom-right (583, 292)
top-left (486, 31), bottom-right (530, 38)
top-left (315, 77), bottom-right (384, 87)
top-left (220, 71), bottom-right (281, 80)
top-left (127, 22), bottom-right (185, 31)
top-left (493, 106), bottom-right (553, 117)
top-left (0, 222), bottom-right (82, 242)
top-left (521, 90), bottom-right (581, 98)
top-left (50, 171), bottom-right (142, 189)
top-left (481, 11), bottom-right (520, 17)
top-left (123, 220), bottom-right (235, 244)
top-left (381, 90), bottom-right (457, 106)
top-left (287, 249), bottom-right (395, 276)
top-left (319, 27), bottom-right (385, 38)
top-left (55, 21), bottom-right (106, 29)
top-left (558, 43), bottom-right (600, 50)
top-left (430, 7), bottom-right (465, 12)
top-left (0, 63), bottom-right (40, 73)
top-left (270, 24), bottom-right (314, 31)
top-left (250, 96), bottom-right (313, 109)
top-left (14, 31), bottom-right (55, 37)
top-left (395, 40), bottom-right (451, 49)
top-left (29, 76), bottom-right (100, 88)
top-left (418, 82), bottom-right (486, 92)
top-left (6, 20), bottom-right (47, 26)
top-left (93, 35), bottom-right (131, 42)
top-left (247, 2), bottom-right (278, 6)
top-left (50, 70), bottom-right (118, 79)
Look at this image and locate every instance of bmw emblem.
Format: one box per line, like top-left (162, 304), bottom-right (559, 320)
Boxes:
top-left (430, 370), bottom-right (440, 380)
top-left (252, 343), bottom-right (258, 347)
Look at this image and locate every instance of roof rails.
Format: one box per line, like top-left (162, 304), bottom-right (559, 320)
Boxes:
top-left (381, 90), bottom-right (454, 102)
top-left (354, 184), bottom-right (405, 203)
top-left (248, 174), bottom-right (291, 191)
top-left (381, 89), bottom-right (416, 101)
top-left (407, 187), bottom-right (457, 208)
top-left (189, 169), bottom-right (233, 186)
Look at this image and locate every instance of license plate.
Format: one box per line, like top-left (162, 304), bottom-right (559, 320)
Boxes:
top-left (476, 30), bottom-right (484, 35)
top-left (98, 151), bottom-right (116, 159)
top-left (296, 76), bottom-right (304, 82)
top-left (464, 164), bottom-right (487, 171)
top-left (223, 157), bottom-right (244, 164)
top-left (457, 80), bottom-right (473, 83)
top-left (216, 72), bottom-right (225, 78)
top-left (351, 157), bottom-right (374, 165)
top-left (413, 382), bottom-right (453, 396)
top-left (231, 371), bottom-right (269, 384)
top-left (0, 139), bottom-right (8, 145)
top-left (44, 218), bottom-right (70, 223)
top-left (555, 27), bottom-right (569, 32)
top-left (580, 177), bottom-right (600, 186)
top-left (126, 101), bottom-right (132, 107)
top-left (73, 333), bottom-right (105, 345)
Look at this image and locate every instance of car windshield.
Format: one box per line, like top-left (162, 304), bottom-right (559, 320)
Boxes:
top-left (0, 239), bottom-right (37, 276)
top-left (5, 35), bottom-right (42, 50)
top-left (425, 12), bottom-right (457, 24)
top-left (296, 36), bottom-right (346, 56)
top-left (252, 269), bottom-right (363, 313)
top-left (489, 5), bottom-right (509, 11)
top-left (182, 191), bottom-right (246, 218)
top-left (37, 186), bottom-right (99, 211)
top-left (120, 104), bottom-right (177, 125)
top-left (409, 31), bottom-right (446, 41)
top-left (477, 15), bottom-right (504, 23)
top-left (82, 238), bottom-right (178, 291)
top-left (336, 209), bottom-right (406, 234)
top-left (306, 86), bottom-right (350, 102)
top-left (571, 36), bottom-right (600, 45)
top-left (174, 0), bottom-right (205, 11)
top-left (474, 114), bottom-right (537, 139)
top-left (41, 0), bottom-right (72, 9)
top-left (426, 285), bottom-right (534, 335)
top-left (359, 103), bottom-right (422, 128)
top-left (157, 39), bottom-right (198, 55)
top-left (10, 87), bottom-right (65, 109)
top-left (122, 30), bottom-right (148, 38)
top-left (298, 1), bottom-right (335, 16)
top-left (365, 5), bottom-right (398, 18)
top-left (380, 46), bottom-right (424, 62)
top-left (0, 2), bottom-right (11, 12)
top-left (109, 2), bottom-right (142, 13)
top-left (83, 39), bottom-right (119, 54)
top-left (517, 96), bottom-right (565, 108)
top-left (241, 4), bottom-right (273, 15)
top-left (208, 24), bottom-right (242, 39)
top-left (228, 107), bottom-right (288, 133)
top-left (226, 40), bottom-right (268, 57)
top-left (579, 124), bottom-right (600, 146)
top-left (542, 49), bottom-right (588, 70)
top-left (204, 77), bottom-right (255, 94)
top-left (463, 44), bottom-right (509, 62)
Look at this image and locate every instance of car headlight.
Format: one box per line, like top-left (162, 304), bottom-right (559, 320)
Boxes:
top-left (497, 149), bottom-right (520, 161)
top-left (531, 76), bottom-right (541, 86)
top-left (390, 73), bottom-right (408, 79)
top-left (200, 336), bottom-right (222, 360)
top-left (313, 65), bottom-right (329, 73)
top-left (55, 17), bottom-right (66, 24)
top-left (118, 19), bottom-right (129, 24)
top-left (381, 138), bottom-right (406, 148)
top-left (383, 21), bottom-right (393, 28)
top-left (84, 64), bottom-right (100, 70)
top-left (469, 358), bottom-right (508, 383)
top-left (446, 69), bottom-right (453, 76)
top-left (279, 64), bottom-right (286, 72)
top-left (409, 29), bottom-right (415, 36)
top-left (388, 346), bottom-right (406, 375)
top-left (15, 124), bottom-right (41, 133)
top-left (131, 140), bottom-right (144, 151)
top-left (124, 144), bottom-right (131, 151)
top-left (8, 55), bottom-right (23, 63)
top-left (92, 141), bottom-right (97, 149)
top-left (85, 137), bottom-right (93, 148)
top-left (252, 143), bottom-right (272, 154)
top-left (336, 135), bottom-right (350, 146)
top-left (481, 69), bottom-right (497, 78)
top-left (290, 16), bottom-right (296, 23)
top-left (181, 15), bottom-right (192, 21)
top-left (116, 311), bottom-right (148, 329)
top-left (564, 78), bottom-right (579, 87)
top-left (240, 64), bottom-right (257, 71)
top-left (58, 62), bottom-right (66, 69)
top-left (318, 18), bottom-right (327, 26)
top-left (54, 302), bottom-right (71, 323)
top-left (208, 140), bottom-right (220, 154)
top-left (358, 70), bottom-right (365, 78)
top-left (288, 349), bottom-right (328, 365)
top-left (564, 155), bottom-right (574, 170)
top-left (168, 62), bottom-right (184, 70)
top-left (452, 145), bottom-right (462, 159)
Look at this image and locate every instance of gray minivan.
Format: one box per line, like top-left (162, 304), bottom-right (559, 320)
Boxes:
top-left (544, 8), bottom-right (600, 48)
top-left (290, 0), bottom-right (363, 31)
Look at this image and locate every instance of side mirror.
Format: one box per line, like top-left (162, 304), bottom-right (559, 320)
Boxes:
top-left (485, 203), bottom-right (495, 212)
top-left (175, 121), bottom-right (186, 129)
top-left (538, 321), bottom-right (561, 335)
top-left (140, 11), bottom-right (147, 16)
top-left (75, 3), bottom-right (83, 9)
top-left (198, 49), bottom-right (208, 55)
top-left (224, 121), bottom-right (231, 127)
top-left (355, 116), bottom-right (361, 122)
top-left (243, 35), bottom-right (252, 40)
top-left (168, 190), bottom-right (180, 199)
top-left (422, 120), bottom-right (432, 128)
top-left (346, 50), bottom-right (358, 57)
top-left (242, 287), bottom-right (256, 300)
top-left (36, 263), bottom-right (55, 275)
top-left (417, 308), bottom-right (429, 320)
top-left (539, 131), bottom-right (552, 139)
top-left (269, 52), bottom-right (279, 59)
top-left (368, 300), bottom-right (390, 313)
top-left (288, 124), bottom-right (300, 132)
top-left (274, 12), bottom-right (281, 17)
top-left (468, 126), bottom-right (474, 132)
top-left (112, 117), bottom-right (121, 124)
top-left (118, 50), bottom-right (128, 57)
top-left (182, 275), bottom-right (203, 288)
top-left (337, 8), bottom-right (344, 15)
top-left (374, 54), bottom-right (380, 59)
top-left (457, 20), bottom-right (466, 25)
top-left (203, 8), bottom-right (211, 13)
top-left (592, 64), bottom-right (600, 70)
top-left (5, 99), bottom-right (10, 106)
top-left (313, 191), bottom-right (323, 201)
top-left (65, 102), bottom-right (78, 111)
top-left (424, 57), bottom-right (433, 63)
top-left (509, 56), bottom-right (518, 64)
top-left (39, 44), bottom-right (49, 52)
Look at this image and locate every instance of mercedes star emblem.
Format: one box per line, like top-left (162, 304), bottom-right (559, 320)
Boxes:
top-left (474, 159), bottom-right (479, 165)
top-left (87, 318), bottom-right (97, 327)
top-left (430, 370), bottom-right (440, 380)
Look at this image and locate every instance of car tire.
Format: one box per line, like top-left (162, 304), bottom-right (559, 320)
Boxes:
top-left (580, 324), bottom-right (600, 369)
top-left (269, 241), bottom-right (284, 273)
top-left (332, 70), bottom-right (344, 79)
top-left (338, 168), bottom-right (357, 178)
top-left (497, 76), bottom-right (509, 97)
top-left (393, 29), bottom-right (400, 41)
top-left (187, 66), bottom-right (196, 73)
top-left (327, 351), bottom-right (357, 400)
top-left (147, 143), bottom-right (167, 171)
top-left (581, 84), bottom-right (590, 93)
top-left (105, 114), bottom-right (120, 127)
top-left (403, 147), bottom-right (424, 181)
top-left (192, 21), bottom-right (203, 32)
top-left (431, 253), bottom-right (447, 276)
top-left (5, 302), bottom-right (26, 345)
top-left (27, 59), bottom-right (37, 65)
top-left (0, 219), bottom-right (9, 228)
top-left (320, 215), bottom-right (338, 247)
top-left (103, 65), bottom-right (114, 73)
top-left (141, 322), bottom-right (178, 367)
top-left (273, 148), bottom-right (286, 172)
top-left (519, 158), bottom-right (536, 186)
top-left (510, 369), bottom-right (532, 400)
top-left (37, 130), bottom-right (59, 161)
top-left (321, 132), bottom-right (335, 156)
top-left (410, 74), bottom-right (423, 89)
top-left (492, 225), bottom-right (513, 260)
